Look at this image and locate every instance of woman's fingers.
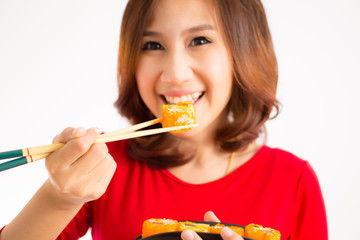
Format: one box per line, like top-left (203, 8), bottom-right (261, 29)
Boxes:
top-left (47, 127), bottom-right (100, 169)
top-left (181, 229), bottom-right (203, 240)
top-left (77, 153), bottom-right (116, 200)
top-left (52, 127), bottom-right (78, 144)
top-left (181, 228), bottom-right (244, 240)
top-left (44, 127), bottom-right (117, 207)
top-left (204, 211), bottom-right (220, 222)
top-left (71, 142), bottom-right (109, 173)
top-left (203, 211), bottom-right (243, 240)
top-left (220, 227), bottom-right (244, 240)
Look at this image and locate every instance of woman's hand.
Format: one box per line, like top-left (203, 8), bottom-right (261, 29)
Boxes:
top-left (44, 127), bottom-right (117, 209)
top-left (0, 127), bottom-right (117, 240)
top-left (181, 211), bottom-right (244, 240)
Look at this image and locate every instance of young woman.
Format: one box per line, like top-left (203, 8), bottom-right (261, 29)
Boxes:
top-left (0, 0), bottom-right (328, 239)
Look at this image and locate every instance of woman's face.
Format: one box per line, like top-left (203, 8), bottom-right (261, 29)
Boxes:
top-left (135, 0), bottom-right (233, 137)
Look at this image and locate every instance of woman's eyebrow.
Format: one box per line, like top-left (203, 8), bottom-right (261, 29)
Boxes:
top-left (143, 30), bottom-right (160, 37)
top-left (143, 24), bottom-right (216, 37)
top-left (185, 24), bottom-right (216, 34)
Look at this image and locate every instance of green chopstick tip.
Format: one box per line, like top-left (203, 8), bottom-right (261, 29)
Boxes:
top-left (0, 149), bottom-right (23, 160)
top-left (0, 157), bottom-right (28, 172)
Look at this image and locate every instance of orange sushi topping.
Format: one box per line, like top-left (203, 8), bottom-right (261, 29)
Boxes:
top-left (228, 226), bottom-right (245, 236)
top-left (209, 223), bottom-right (226, 233)
top-left (142, 218), bottom-right (178, 238)
top-left (161, 102), bottom-right (196, 133)
top-left (209, 223), bottom-right (244, 236)
top-left (141, 218), bottom-right (280, 239)
top-left (178, 221), bottom-right (210, 232)
top-left (245, 223), bottom-right (281, 240)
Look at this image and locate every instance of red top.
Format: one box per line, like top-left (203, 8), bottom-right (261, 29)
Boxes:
top-left (57, 140), bottom-right (328, 240)
top-left (1, 140), bottom-right (328, 240)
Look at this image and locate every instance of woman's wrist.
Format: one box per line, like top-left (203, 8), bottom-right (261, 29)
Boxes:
top-left (42, 179), bottom-right (85, 211)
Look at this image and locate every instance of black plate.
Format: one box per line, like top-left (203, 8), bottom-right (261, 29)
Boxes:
top-left (135, 221), bottom-right (254, 240)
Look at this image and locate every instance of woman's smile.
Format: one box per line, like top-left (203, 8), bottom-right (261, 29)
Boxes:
top-left (161, 91), bottom-right (204, 105)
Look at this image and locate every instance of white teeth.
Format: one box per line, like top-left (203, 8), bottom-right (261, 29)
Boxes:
top-left (173, 96), bottom-right (180, 104)
top-left (164, 92), bottom-right (203, 104)
top-left (180, 96), bottom-right (187, 102)
top-left (191, 92), bottom-right (200, 99)
top-left (186, 95), bottom-right (192, 102)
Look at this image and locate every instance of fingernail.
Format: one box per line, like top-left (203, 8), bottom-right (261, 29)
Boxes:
top-left (92, 127), bottom-right (101, 135)
top-left (221, 227), bottom-right (233, 238)
top-left (72, 127), bottom-right (86, 137)
top-left (182, 230), bottom-right (195, 240)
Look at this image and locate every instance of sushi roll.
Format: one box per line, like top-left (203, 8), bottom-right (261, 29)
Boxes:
top-left (209, 223), bottom-right (226, 233)
top-left (245, 223), bottom-right (281, 240)
top-left (161, 102), bottom-right (196, 133)
top-left (141, 218), bottom-right (280, 240)
top-left (228, 226), bottom-right (245, 236)
top-left (142, 218), bottom-right (178, 238)
top-left (178, 221), bottom-right (210, 233)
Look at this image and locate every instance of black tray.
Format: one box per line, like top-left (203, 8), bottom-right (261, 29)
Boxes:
top-left (135, 221), bottom-right (254, 240)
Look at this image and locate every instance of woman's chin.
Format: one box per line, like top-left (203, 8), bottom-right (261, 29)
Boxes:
top-left (170, 124), bottom-right (206, 139)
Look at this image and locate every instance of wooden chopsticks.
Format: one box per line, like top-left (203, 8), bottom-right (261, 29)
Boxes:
top-left (0, 118), bottom-right (198, 172)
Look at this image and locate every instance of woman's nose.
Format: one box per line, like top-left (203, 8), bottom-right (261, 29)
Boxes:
top-left (160, 49), bottom-right (194, 85)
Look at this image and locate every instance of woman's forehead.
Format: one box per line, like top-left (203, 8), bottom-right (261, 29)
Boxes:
top-left (146, 0), bottom-right (220, 32)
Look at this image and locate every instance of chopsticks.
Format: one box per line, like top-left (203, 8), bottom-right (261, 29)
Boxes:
top-left (0, 153), bottom-right (50, 172)
top-left (0, 118), bottom-right (198, 172)
top-left (0, 118), bottom-right (163, 160)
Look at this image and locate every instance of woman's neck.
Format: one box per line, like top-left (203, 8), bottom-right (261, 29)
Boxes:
top-left (168, 112), bottom-right (260, 184)
top-left (168, 141), bottom-right (259, 184)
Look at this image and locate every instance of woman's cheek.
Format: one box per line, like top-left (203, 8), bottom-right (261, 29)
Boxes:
top-left (135, 57), bottom-right (163, 116)
top-left (197, 49), bottom-right (232, 85)
top-left (136, 58), bottom-right (157, 90)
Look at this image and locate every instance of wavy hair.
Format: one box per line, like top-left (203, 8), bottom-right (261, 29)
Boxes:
top-left (115, 0), bottom-right (279, 167)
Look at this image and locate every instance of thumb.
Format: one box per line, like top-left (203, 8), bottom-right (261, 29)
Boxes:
top-left (181, 229), bottom-right (203, 240)
top-left (204, 211), bottom-right (220, 222)
top-left (220, 227), bottom-right (244, 240)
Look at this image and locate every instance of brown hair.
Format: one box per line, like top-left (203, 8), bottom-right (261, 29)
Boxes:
top-left (115, 0), bottom-right (279, 168)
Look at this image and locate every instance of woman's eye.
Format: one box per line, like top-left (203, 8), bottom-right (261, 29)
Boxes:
top-left (141, 41), bottom-right (164, 50)
top-left (189, 37), bottom-right (211, 47)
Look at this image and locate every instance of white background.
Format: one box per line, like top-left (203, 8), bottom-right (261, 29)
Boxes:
top-left (0, 1), bottom-right (359, 239)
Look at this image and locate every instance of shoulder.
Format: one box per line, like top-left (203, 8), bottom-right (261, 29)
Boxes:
top-left (263, 145), bottom-right (322, 185)
top-left (258, 145), bottom-right (319, 182)
top-left (260, 145), bottom-right (307, 169)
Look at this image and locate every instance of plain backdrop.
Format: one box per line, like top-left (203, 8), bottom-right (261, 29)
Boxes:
top-left (0, 1), bottom-right (359, 239)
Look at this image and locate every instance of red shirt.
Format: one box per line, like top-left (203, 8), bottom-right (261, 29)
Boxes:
top-left (3, 140), bottom-right (328, 240)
